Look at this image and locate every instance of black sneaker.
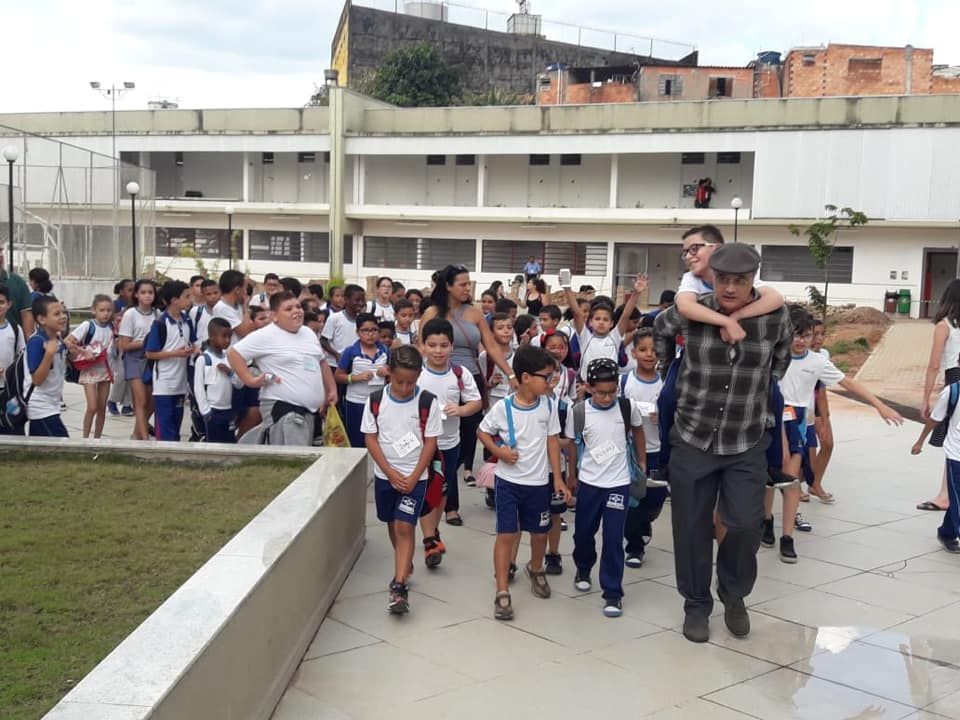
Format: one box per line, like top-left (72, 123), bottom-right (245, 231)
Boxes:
top-left (603, 597), bottom-right (623, 618)
top-left (388, 581), bottom-right (409, 614)
top-left (779, 535), bottom-right (798, 564)
top-left (560, 517), bottom-right (568, 531)
top-left (574, 569), bottom-right (592, 592)
top-left (768, 468), bottom-right (799, 489)
top-left (794, 513), bottom-right (812, 532)
top-left (646, 468), bottom-right (670, 488)
top-left (545, 553), bottom-right (563, 575)
top-left (761, 517), bottom-right (776, 548)
top-left (485, 490), bottom-right (496, 510)
top-left (938, 536), bottom-right (960, 553)
top-left (463, 473), bottom-right (476, 488)
top-left (625, 552), bottom-right (644, 568)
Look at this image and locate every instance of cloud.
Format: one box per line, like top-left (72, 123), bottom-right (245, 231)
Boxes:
top-left (0, 0), bottom-right (955, 114)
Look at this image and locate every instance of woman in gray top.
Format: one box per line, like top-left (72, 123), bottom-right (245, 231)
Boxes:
top-left (420, 265), bottom-right (515, 524)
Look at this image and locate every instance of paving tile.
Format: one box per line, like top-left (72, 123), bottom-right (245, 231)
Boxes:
top-left (707, 612), bottom-right (842, 666)
top-left (817, 571), bottom-right (960, 616)
top-left (302, 618), bottom-right (381, 660)
top-left (925, 689), bottom-right (960, 719)
top-left (859, 603), bottom-right (960, 666)
top-left (751, 588), bottom-right (913, 640)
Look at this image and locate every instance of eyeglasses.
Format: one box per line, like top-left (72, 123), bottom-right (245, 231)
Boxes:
top-left (531, 372), bottom-right (554, 382)
top-left (358, 327), bottom-right (379, 333)
top-left (680, 242), bottom-right (716, 259)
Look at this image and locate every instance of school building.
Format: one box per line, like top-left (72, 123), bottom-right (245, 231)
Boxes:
top-left (1, 91), bottom-right (959, 316)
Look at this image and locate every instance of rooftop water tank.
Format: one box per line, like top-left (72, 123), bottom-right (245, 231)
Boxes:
top-left (757, 51), bottom-right (782, 66)
top-left (404, 1), bottom-right (448, 21)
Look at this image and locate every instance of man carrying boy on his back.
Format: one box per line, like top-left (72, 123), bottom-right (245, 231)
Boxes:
top-left (654, 244), bottom-right (792, 644)
top-left (478, 346), bottom-right (571, 621)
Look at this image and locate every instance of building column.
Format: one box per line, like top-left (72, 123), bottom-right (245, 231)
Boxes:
top-left (477, 154), bottom-right (487, 207)
top-left (353, 155), bottom-right (364, 204)
top-left (328, 86), bottom-right (346, 279)
top-left (242, 152), bottom-right (250, 202)
top-left (609, 153), bottom-right (619, 209)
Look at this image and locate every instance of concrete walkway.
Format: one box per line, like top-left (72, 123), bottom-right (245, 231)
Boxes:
top-left (271, 396), bottom-right (960, 720)
top-left (857, 319), bottom-right (934, 410)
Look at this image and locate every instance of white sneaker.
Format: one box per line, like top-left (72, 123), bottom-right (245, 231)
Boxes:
top-left (574, 571), bottom-right (592, 592)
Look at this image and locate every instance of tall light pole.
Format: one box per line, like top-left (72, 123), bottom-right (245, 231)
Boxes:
top-left (225, 205), bottom-right (235, 270)
top-left (90, 81), bottom-right (135, 258)
top-left (325, 68), bottom-right (345, 280)
top-left (2, 145), bottom-right (18, 269)
top-left (127, 181), bottom-right (140, 278)
top-left (731, 195), bottom-right (743, 243)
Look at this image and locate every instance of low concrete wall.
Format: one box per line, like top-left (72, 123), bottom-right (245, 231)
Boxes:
top-left (13, 439), bottom-right (369, 720)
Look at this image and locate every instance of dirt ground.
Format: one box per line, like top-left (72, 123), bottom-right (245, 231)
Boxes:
top-left (820, 306), bottom-right (891, 375)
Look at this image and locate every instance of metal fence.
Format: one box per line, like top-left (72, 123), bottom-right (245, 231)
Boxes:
top-left (353, 0), bottom-right (696, 60)
top-left (0, 124), bottom-right (156, 282)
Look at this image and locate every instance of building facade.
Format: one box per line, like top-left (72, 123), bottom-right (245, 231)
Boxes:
top-left (1, 93), bottom-right (959, 316)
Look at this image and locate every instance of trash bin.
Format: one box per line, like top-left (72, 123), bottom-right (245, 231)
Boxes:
top-left (897, 289), bottom-right (911, 314)
top-left (884, 291), bottom-right (898, 314)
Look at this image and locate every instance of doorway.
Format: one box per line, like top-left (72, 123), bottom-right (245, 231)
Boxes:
top-left (922, 250), bottom-right (958, 318)
top-left (613, 243), bottom-right (683, 309)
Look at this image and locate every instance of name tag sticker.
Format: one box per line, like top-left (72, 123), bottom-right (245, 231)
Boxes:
top-left (369, 374), bottom-right (385, 386)
top-left (203, 365), bottom-right (220, 385)
top-left (783, 406), bottom-right (797, 422)
top-left (590, 441), bottom-right (618, 465)
top-left (304, 358), bottom-right (320, 372)
top-left (393, 431), bottom-right (421, 457)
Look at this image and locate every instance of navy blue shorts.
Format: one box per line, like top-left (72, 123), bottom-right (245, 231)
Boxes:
top-left (783, 406), bottom-right (808, 457)
top-left (805, 424), bottom-right (818, 450)
top-left (374, 477), bottom-right (426, 525)
top-left (29, 414), bottom-right (68, 438)
top-left (232, 385), bottom-right (260, 415)
top-left (549, 473), bottom-right (568, 514)
top-left (495, 477), bottom-right (552, 534)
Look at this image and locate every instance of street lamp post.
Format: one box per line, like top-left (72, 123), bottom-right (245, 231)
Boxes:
top-left (730, 195), bottom-right (743, 243)
top-left (2, 145), bottom-right (18, 269)
top-left (225, 206), bottom-right (235, 270)
top-left (127, 181), bottom-right (140, 278)
top-left (90, 81), bottom-right (135, 261)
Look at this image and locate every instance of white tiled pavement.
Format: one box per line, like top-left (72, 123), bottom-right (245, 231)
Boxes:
top-left (271, 394), bottom-right (960, 720)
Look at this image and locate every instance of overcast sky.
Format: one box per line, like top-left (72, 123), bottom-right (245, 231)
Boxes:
top-left (2, 0), bottom-right (955, 113)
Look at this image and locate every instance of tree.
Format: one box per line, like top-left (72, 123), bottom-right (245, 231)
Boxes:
top-left (789, 205), bottom-right (868, 320)
top-left (370, 43), bottom-right (462, 107)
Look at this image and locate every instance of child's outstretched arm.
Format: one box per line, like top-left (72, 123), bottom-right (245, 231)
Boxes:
top-left (615, 275), bottom-right (648, 337)
top-left (912, 419), bottom-right (938, 455)
top-left (676, 291), bottom-right (746, 343)
top-left (561, 282), bottom-right (585, 335)
top-left (838, 377), bottom-right (904, 425)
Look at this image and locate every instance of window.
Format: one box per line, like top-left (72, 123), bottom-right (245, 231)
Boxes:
top-left (848, 58), bottom-right (882, 79)
top-left (323, 151), bottom-right (330, 163)
top-left (709, 77), bottom-right (733, 97)
top-left (560, 154), bottom-right (582, 166)
top-left (681, 152), bottom-right (705, 165)
top-left (455, 154), bottom-right (476, 166)
top-left (297, 152), bottom-right (316, 163)
top-left (759, 245), bottom-right (854, 284)
top-left (262, 152), bottom-right (274, 165)
top-left (156, 227), bottom-right (230, 259)
top-left (249, 230), bottom-right (354, 263)
top-left (802, 54), bottom-right (816, 66)
top-left (529, 154), bottom-right (550, 166)
top-left (481, 240), bottom-right (607, 275)
top-left (363, 237), bottom-right (475, 271)
top-left (426, 155), bottom-right (447, 166)
top-left (658, 75), bottom-right (683, 96)
top-left (717, 152), bottom-right (741, 164)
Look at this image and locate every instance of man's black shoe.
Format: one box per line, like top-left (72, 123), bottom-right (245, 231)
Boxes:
top-left (682, 613), bottom-right (710, 643)
top-left (717, 588), bottom-right (750, 637)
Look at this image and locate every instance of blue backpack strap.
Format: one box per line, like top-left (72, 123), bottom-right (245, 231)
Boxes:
top-left (949, 382), bottom-right (960, 421)
top-left (620, 372), bottom-right (628, 396)
top-left (83, 319), bottom-right (96, 346)
top-left (504, 395), bottom-right (517, 448)
top-left (203, 351), bottom-right (213, 367)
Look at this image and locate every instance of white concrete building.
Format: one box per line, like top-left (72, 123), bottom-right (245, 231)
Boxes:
top-left (2, 93), bottom-right (959, 315)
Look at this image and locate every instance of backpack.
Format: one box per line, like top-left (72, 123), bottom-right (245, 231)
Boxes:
top-left (142, 313), bottom-right (196, 384)
top-left (572, 398), bottom-right (645, 505)
top-left (369, 387), bottom-right (445, 508)
top-left (65, 321), bottom-right (98, 384)
top-left (0, 326), bottom-right (31, 431)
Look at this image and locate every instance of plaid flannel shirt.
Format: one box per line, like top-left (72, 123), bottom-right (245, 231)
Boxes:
top-left (654, 292), bottom-right (792, 456)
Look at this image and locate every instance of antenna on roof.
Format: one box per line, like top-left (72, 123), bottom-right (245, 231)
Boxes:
top-left (516, 0), bottom-right (530, 14)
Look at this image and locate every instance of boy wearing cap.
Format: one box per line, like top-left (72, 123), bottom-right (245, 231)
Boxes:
top-left (654, 243), bottom-right (793, 644)
top-left (567, 358), bottom-right (646, 618)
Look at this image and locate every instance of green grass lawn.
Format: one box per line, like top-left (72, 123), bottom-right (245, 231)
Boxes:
top-left (0, 452), bottom-right (309, 720)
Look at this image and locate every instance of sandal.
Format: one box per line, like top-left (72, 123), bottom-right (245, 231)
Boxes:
top-left (494, 591), bottom-right (514, 620)
top-left (445, 512), bottom-right (464, 526)
top-left (799, 492), bottom-right (810, 503)
top-left (463, 473), bottom-right (476, 488)
top-left (526, 563), bottom-right (551, 599)
top-left (917, 501), bottom-right (948, 511)
top-left (810, 489), bottom-right (836, 504)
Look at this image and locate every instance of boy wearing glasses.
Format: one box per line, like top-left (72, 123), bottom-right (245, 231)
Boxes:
top-left (335, 312), bottom-right (390, 449)
top-left (478, 345), bottom-right (570, 621)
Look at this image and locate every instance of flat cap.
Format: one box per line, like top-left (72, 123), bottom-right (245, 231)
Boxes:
top-left (709, 243), bottom-right (760, 275)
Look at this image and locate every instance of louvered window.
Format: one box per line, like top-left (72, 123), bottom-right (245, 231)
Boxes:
top-left (760, 246), bottom-right (853, 283)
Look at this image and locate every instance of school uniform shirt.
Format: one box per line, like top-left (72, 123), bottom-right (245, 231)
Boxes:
top-left (577, 326), bottom-right (623, 382)
top-left (417, 363), bottom-right (482, 451)
top-left (552, 365), bottom-right (577, 407)
top-left (24, 330), bottom-right (67, 420)
top-left (190, 304), bottom-right (215, 346)
top-left (621, 372), bottom-right (663, 454)
top-left (779, 350), bottom-right (845, 411)
top-left (565, 399), bottom-right (644, 489)
top-left (0, 321), bottom-right (24, 389)
top-left (395, 328), bottom-right (415, 346)
top-left (931, 385), bottom-right (960, 461)
top-left (479, 394), bottom-right (560, 486)
top-left (338, 341), bottom-right (390, 404)
top-left (145, 312), bottom-right (192, 396)
top-left (193, 349), bottom-right (243, 415)
top-left (322, 310), bottom-right (359, 367)
top-left (369, 301), bottom-right (395, 323)
top-left (360, 386), bottom-right (442, 481)
top-left (232, 323), bottom-right (327, 413)
top-left (212, 300), bottom-right (245, 344)
top-left (118, 307), bottom-right (158, 344)
top-left (69, 319), bottom-right (114, 356)
top-left (479, 349), bottom-right (514, 403)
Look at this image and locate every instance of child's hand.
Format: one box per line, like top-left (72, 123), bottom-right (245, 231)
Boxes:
top-left (376, 366), bottom-right (390, 378)
top-left (399, 473), bottom-right (418, 494)
top-left (879, 405), bottom-right (904, 426)
top-left (911, 441), bottom-right (923, 455)
top-left (498, 446), bottom-right (519, 464)
top-left (633, 274), bottom-right (649, 294)
top-left (720, 318), bottom-right (746, 344)
top-left (43, 337), bottom-right (60, 355)
top-left (566, 474), bottom-right (578, 494)
top-left (216, 363), bottom-right (231, 374)
top-left (386, 467), bottom-right (406, 492)
top-left (443, 403), bottom-right (460, 418)
top-left (555, 482), bottom-right (572, 505)
top-left (490, 372), bottom-right (502, 385)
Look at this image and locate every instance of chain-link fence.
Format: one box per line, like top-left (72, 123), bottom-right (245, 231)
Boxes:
top-left (0, 125), bottom-right (156, 283)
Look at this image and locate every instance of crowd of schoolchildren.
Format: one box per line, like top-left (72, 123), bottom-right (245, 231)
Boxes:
top-left (6, 223), bottom-right (958, 630)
